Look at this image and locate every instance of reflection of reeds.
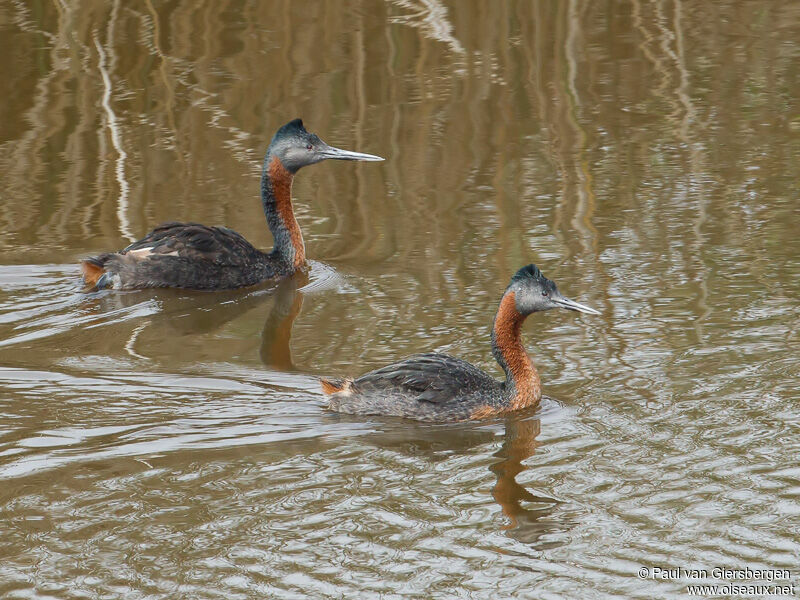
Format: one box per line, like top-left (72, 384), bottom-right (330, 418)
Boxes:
top-left (635, 0), bottom-right (711, 344)
top-left (390, 0), bottom-right (467, 63)
top-left (95, 28), bottom-right (133, 242)
top-left (565, 0), bottom-right (597, 256)
top-left (1, 0), bottom-right (795, 364)
top-left (672, 0), bottom-right (710, 345)
top-left (1, 2), bottom-right (65, 242)
top-left (143, 0), bottom-right (180, 162)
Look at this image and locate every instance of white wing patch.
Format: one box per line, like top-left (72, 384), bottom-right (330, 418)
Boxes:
top-left (127, 247), bottom-right (178, 258)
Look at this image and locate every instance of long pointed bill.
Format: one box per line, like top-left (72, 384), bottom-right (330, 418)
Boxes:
top-left (318, 142), bottom-right (384, 162)
top-left (552, 294), bottom-right (600, 315)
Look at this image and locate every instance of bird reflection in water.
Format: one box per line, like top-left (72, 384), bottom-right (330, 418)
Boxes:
top-left (340, 408), bottom-right (572, 549)
top-left (79, 271), bottom-right (308, 366)
top-left (490, 414), bottom-right (568, 548)
top-left (258, 274), bottom-right (307, 370)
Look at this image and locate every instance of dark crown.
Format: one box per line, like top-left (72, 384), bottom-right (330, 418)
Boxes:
top-left (510, 264), bottom-right (544, 284)
top-left (276, 118), bottom-right (307, 138)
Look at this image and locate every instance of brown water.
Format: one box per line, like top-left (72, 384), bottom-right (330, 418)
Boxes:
top-left (1, 1), bottom-right (799, 598)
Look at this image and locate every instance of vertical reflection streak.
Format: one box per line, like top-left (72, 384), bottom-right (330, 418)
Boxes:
top-left (632, 0), bottom-right (673, 114)
top-left (94, 23), bottom-right (134, 242)
top-left (565, 0), bottom-right (598, 256)
top-left (144, 0), bottom-right (181, 161)
top-left (352, 23), bottom-right (372, 259)
top-left (549, 2), bottom-right (568, 242)
top-left (674, 0), bottom-right (710, 344)
top-left (0, 2), bottom-right (62, 240)
top-left (124, 322), bottom-right (151, 361)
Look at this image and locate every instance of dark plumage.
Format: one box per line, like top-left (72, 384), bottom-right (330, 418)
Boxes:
top-left (328, 353), bottom-right (502, 421)
top-left (322, 264), bottom-right (600, 422)
top-left (81, 119), bottom-right (383, 291)
top-left (85, 223), bottom-right (274, 290)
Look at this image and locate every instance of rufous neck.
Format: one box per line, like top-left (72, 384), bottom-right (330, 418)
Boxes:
top-left (261, 155), bottom-right (304, 269)
top-left (491, 291), bottom-right (541, 410)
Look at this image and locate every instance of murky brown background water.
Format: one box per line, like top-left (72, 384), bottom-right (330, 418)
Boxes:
top-left (1, 1), bottom-right (799, 598)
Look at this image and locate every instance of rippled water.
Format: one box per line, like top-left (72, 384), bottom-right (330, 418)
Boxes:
top-left (1, 1), bottom-right (799, 598)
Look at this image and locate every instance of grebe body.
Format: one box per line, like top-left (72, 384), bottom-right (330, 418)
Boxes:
top-left (322, 265), bottom-right (599, 422)
top-left (81, 119), bottom-right (382, 290)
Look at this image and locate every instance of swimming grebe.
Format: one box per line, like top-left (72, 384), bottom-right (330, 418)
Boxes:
top-left (321, 264), bottom-right (599, 422)
top-left (81, 119), bottom-right (383, 290)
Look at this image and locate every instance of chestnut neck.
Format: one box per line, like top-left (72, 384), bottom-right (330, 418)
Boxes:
top-left (261, 155), bottom-right (305, 269)
top-left (491, 291), bottom-right (542, 409)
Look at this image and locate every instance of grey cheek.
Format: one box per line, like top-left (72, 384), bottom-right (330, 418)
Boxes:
top-left (284, 148), bottom-right (301, 164)
top-left (516, 294), bottom-right (533, 314)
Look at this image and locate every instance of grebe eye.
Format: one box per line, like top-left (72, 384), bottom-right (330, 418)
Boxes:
top-left (306, 144), bottom-right (313, 150)
top-left (542, 290), bottom-right (548, 297)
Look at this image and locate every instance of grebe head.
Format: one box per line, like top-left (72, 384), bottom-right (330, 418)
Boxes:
top-left (507, 264), bottom-right (600, 316)
top-left (269, 119), bottom-right (384, 173)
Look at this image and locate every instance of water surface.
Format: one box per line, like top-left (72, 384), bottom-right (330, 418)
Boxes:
top-left (1, 1), bottom-right (798, 598)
